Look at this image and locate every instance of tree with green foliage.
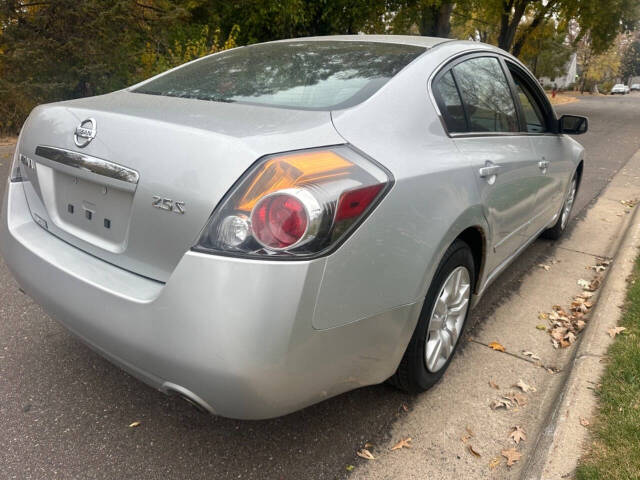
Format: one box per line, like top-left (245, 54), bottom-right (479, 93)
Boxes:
top-left (518, 21), bottom-right (572, 79)
top-left (621, 39), bottom-right (640, 80)
top-left (1, 0), bottom-right (639, 135)
top-left (453, 0), bottom-right (639, 57)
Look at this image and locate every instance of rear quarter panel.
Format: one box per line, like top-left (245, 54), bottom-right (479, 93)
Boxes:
top-left (314, 42), bottom-right (490, 330)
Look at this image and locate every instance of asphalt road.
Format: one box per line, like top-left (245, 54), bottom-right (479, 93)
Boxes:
top-left (1, 94), bottom-right (639, 480)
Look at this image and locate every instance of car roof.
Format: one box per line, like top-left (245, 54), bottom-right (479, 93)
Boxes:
top-left (270, 34), bottom-right (452, 49)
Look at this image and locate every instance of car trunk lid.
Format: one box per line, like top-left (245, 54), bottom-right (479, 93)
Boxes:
top-left (17, 91), bottom-right (345, 281)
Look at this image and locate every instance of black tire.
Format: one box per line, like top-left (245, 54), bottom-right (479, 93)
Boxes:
top-left (389, 239), bottom-right (475, 393)
top-left (542, 172), bottom-right (578, 240)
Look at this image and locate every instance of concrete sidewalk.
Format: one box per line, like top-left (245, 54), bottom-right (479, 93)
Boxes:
top-left (349, 149), bottom-right (640, 479)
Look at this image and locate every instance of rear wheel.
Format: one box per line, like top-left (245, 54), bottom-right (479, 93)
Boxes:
top-left (542, 172), bottom-right (577, 240)
top-left (389, 239), bottom-right (475, 393)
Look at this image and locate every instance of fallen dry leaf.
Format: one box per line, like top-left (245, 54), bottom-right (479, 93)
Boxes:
top-left (505, 392), bottom-right (528, 407)
top-left (539, 264), bottom-right (551, 271)
top-left (509, 426), bottom-right (526, 444)
top-left (489, 379), bottom-right (500, 390)
top-left (357, 448), bottom-right (375, 460)
top-left (536, 324), bottom-right (547, 331)
top-left (578, 279), bottom-right (591, 289)
top-left (488, 341), bottom-right (505, 352)
top-left (608, 326), bottom-right (626, 338)
top-left (589, 278), bottom-right (601, 291)
top-left (128, 421), bottom-right (141, 428)
top-left (551, 327), bottom-right (566, 341)
top-left (390, 437), bottom-right (412, 451)
top-left (468, 444), bottom-right (481, 457)
top-left (522, 351), bottom-right (541, 361)
top-left (515, 379), bottom-right (536, 393)
top-left (490, 398), bottom-right (513, 410)
top-left (538, 312), bottom-right (549, 320)
top-left (580, 417), bottom-right (590, 427)
top-left (346, 465), bottom-right (355, 472)
top-left (489, 457), bottom-right (501, 469)
top-left (502, 447), bottom-right (522, 467)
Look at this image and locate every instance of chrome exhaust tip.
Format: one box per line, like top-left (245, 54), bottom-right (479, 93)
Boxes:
top-left (161, 382), bottom-right (214, 414)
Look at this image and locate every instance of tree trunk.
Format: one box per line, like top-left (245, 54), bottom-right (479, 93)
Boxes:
top-left (418, 1), bottom-right (453, 38)
top-left (511, 0), bottom-right (557, 57)
top-left (497, 0), bottom-right (529, 52)
top-left (436, 2), bottom-right (453, 37)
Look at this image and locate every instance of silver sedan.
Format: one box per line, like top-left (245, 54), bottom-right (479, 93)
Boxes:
top-left (1, 35), bottom-right (587, 419)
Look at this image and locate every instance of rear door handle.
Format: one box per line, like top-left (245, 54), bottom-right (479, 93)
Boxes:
top-left (479, 164), bottom-right (502, 178)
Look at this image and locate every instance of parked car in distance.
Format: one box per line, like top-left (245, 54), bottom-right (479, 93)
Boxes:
top-left (1, 36), bottom-right (588, 419)
top-left (631, 83), bottom-right (640, 91)
top-left (611, 83), bottom-right (627, 94)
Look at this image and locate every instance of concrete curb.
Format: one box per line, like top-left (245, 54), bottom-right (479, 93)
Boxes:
top-left (522, 163), bottom-right (640, 479)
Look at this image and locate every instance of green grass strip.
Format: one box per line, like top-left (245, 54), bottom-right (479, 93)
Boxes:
top-left (577, 255), bottom-right (640, 480)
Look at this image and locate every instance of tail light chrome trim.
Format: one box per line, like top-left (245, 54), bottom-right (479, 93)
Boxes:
top-left (250, 188), bottom-right (323, 252)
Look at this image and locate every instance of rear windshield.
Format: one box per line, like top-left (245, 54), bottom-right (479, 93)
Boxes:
top-left (133, 41), bottom-right (425, 110)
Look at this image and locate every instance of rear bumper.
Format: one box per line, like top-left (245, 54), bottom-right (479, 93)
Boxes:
top-left (1, 180), bottom-right (419, 419)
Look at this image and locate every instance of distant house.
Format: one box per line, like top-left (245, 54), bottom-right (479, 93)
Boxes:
top-left (539, 53), bottom-right (578, 89)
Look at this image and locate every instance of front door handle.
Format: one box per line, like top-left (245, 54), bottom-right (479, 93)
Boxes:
top-left (479, 164), bottom-right (502, 178)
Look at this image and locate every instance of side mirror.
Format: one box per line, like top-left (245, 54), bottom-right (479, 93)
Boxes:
top-left (559, 115), bottom-right (588, 135)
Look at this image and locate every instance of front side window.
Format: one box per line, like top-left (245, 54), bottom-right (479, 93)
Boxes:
top-left (509, 68), bottom-right (547, 133)
top-left (452, 57), bottom-right (518, 132)
top-left (133, 41), bottom-right (425, 111)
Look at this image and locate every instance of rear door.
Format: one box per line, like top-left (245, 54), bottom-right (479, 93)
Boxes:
top-left (433, 54), bottom-right (541, 273)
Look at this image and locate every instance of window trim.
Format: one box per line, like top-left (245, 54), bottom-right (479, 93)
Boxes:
top-left (428, 50), bottom-right (560, 138)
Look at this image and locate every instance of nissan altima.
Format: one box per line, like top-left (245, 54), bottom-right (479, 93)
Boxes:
top-left (1, 35), bottom-right (587, 419)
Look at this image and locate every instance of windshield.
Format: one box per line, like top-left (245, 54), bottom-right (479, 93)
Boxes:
top-left (133, 41), bottom-right (426, 110)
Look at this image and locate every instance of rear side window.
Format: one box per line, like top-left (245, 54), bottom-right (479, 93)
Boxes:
top-left (133, 41), bottom-right (426, 111)
top-left (432, 71), bottom-right (466, 132)
top-left (452, 57), bottom-right (518, 133)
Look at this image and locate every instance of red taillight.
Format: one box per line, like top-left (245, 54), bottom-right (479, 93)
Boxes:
top-left (251, 193), bottom-right (309, 249)
top-left (195, 146), bottom-right (391, 258)
top-left (335, 184), bottom-right (384, 222)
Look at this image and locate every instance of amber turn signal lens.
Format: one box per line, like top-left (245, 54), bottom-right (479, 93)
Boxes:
top-left (236, 151), bottom-right (353, 211)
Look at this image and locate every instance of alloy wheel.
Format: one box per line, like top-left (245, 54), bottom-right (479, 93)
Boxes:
top-left (561, 177), bottom-right (577, 230)
top-left (425, 266), bottom-right (471, 373)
